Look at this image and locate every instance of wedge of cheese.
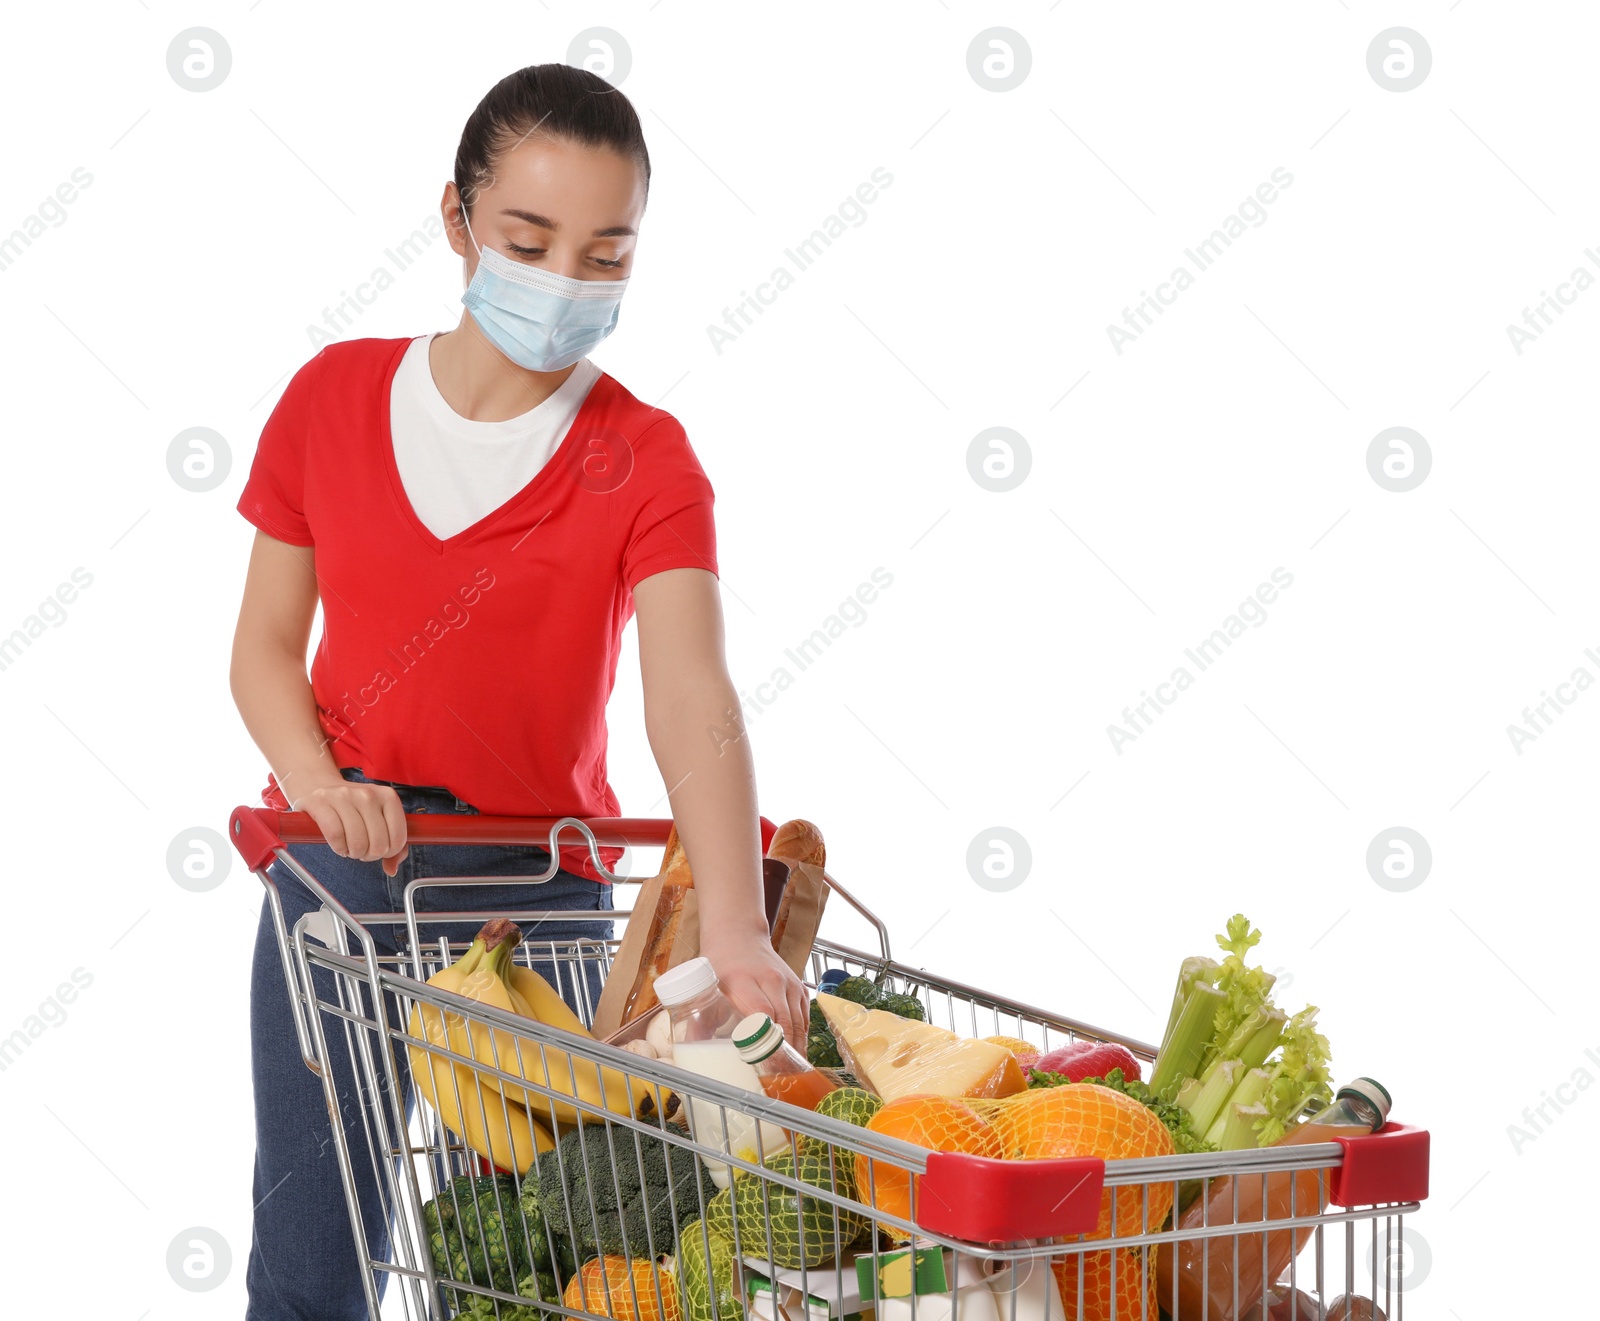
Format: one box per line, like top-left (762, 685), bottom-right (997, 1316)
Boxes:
top-left (815, 993), bottom-right (1026, 1102)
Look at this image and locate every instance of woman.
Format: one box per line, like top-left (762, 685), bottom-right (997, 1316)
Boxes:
top-left (230, 63), bottom-right (807, 1319)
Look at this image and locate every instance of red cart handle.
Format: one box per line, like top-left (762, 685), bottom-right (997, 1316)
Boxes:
top-left (229, 807), bottom-right (779, 873)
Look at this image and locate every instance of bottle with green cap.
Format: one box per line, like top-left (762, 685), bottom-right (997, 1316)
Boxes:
top-left (1159, 1077), bottom-right (1394, 1321)
top-left (734, 1013), bottom-right (841, 1114)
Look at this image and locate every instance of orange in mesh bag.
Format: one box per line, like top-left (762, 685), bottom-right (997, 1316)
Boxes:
top-left (853, 1094), bottom-right (1004, 1238)
top-left (1051, 1247), bottom-right (1157, 1321)
top-left (967, 1084), bottom-right (1176, 1240)
top-left (563, 1255), bottom-right (681, 1321)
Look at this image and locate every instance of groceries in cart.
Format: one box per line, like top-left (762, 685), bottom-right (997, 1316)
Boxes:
top-left (406, 916), bottom-right (649, 1172)
top-left (239, 795), bottom-right (1420, 1321)
top-left (593, 820), bottom-right (830, 1040)
top-left (1158, 1080), bottom-right (1390, 1318)
top-left (424, 905), bottom-right (1396, 1319)
top-left (438, 910), bottom-right (1389, 1319)
top-left (652, 956), bottom-right (789, 1189)
top-left (858, 1247), bottom-right (1005, 1321)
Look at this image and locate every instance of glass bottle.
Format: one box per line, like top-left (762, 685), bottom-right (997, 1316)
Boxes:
top-left (733, 1013), bottom-right (841, 1113)
top-left (1157, 1077), bottom-right (1391, 1320)
top-left (654, 957), bottom-right (784, 1189)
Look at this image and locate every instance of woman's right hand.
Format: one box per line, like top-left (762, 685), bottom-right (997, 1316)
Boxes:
top-left (294, 781), bottom-right (410, 876)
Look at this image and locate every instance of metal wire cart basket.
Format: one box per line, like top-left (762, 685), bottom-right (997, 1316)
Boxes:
top-left (229, 808), bottom-right (1430, 1321)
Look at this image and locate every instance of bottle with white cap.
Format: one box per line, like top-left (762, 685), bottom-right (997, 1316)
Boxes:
top-left (1160, 1077), bottom-right (1394, 1321)
top-left (654, 956), bottom-right (785, 1189)
top-left (654, 956), bottom-right (739, 1043)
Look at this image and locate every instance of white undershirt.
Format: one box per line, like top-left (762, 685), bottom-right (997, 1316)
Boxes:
top-left (390, 332), bottom-right (602, 540)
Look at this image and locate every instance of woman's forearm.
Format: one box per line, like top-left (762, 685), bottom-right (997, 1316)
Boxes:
top-left (644, 673), bottom-right (769, 944)
top-left (633, 567), bottom-right (806, 1035)
top-left (231, 533), bottom-right (349, 809)
top-left (230, 640), bottom-right (346, 809)
top-left (231, 532), bottom-right (407, 866)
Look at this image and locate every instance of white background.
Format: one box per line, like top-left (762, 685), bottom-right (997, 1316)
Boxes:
top-left (0, 2), bottom-right (1587, 1314)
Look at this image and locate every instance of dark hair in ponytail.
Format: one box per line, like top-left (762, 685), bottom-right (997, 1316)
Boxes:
top-left (453, 64), bottom-right (650, 216)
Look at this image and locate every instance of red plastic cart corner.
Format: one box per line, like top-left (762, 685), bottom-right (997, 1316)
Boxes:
top-left (917, 1152), bottom-right (1108, 1240)
top-left (1329, 1122), bottom-right (1430, 1206)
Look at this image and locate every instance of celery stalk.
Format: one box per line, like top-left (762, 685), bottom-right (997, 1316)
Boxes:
top-left (1203, 1067), bottom-right (1272, 1146)
top-left (1186, 1058), bottom-right (1242, 1135)
top-left (1220, 1101), bottom-right (1270, 1152)
top-left (1149, 982), bottom-right (1226, 1100)
top-left (1202, 917), bottom-right (1277, 1074)
top-left (1256, 1006), bottom-right (1333, 1146)
top-left (1239, 1010), bottom-right (1287, 1070)
top-left (1160, 956), bottom-right (1220, 1052)
top-left (1214, 1005), bottom-right (1283, 1067)
top-left (1201, 1092), bottom-right (1231, 1147)
top-left (1173, 1076), bottom-right (1205, 1113)
top-left (1231, 1066), bottom-right (1273, 1111)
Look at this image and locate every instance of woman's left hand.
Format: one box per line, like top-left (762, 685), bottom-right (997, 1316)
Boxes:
top-left (700, 931), bottom-right (809, 1045)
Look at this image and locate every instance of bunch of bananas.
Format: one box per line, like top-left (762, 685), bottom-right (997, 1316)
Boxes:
top-left (407, 918), bottom-right (654, 1172)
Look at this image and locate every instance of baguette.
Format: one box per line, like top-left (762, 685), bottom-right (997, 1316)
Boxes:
top-left (616, 825), bottom-right (696, 1024)
top-left (765, 819), bottom-right (825, 954)
top-left (767, 819), bottom-right (825, 869)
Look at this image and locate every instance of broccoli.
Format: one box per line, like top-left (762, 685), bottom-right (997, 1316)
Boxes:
top-left (807, 999), bottom-right (844, 1068)
top-left (874, 990), bottom-right (926, 1022)
top-left (831, 975), bottom-right (883, 1006)
top-left (515, 1184), bottom-right (574, 1283)
top-left (453, 1272), bottom-right (560, 1320)
top-left (425, 1174), bottom-right (527, 1295)
top-left (535, 1121), bottom-right (710, 1260)
top-left (424, 1173), bottom-right (582, 1319)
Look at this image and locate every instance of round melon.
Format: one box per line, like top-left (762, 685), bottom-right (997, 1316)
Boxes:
top-left (725, 1149), bottom-right (866, 1268)
top-left (798, 1087), bottom-right (884, 1171)
top-left (853, 1094), bottom-right (1002, 1241)
top-left (982, 1035), bottom-right (1041, 1070)
top-left (703, 1187), bottom-right (734, 1243)
top-left (677, 1218), bottom-right (740, 1321)
top-left (994, 1083), bottom-right (1175, 1239)
top-left (813, 1086), bottom-right (882, 1128)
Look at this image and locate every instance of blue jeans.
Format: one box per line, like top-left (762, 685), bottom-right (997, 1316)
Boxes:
top-left (246, 768), bottom-right (615, 1320)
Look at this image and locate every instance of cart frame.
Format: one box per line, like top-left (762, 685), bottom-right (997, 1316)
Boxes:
top-left (230, 807), bottom-right (1428, 1321)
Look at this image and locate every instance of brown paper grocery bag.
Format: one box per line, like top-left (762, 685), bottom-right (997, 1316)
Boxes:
top-left (591, 826), bottom-right (695, 1039)
top-left (665, 887), bottom-right (702, 969)
top-left (765, 819), bottom-right (828, 978)
top-left (593, 820), bottom-right (833, 1039)
top-left (771, 859), bottom-right (829, 978)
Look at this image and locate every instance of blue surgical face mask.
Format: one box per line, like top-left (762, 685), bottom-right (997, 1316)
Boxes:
top-left (459, 212), bottom-right (628, 372)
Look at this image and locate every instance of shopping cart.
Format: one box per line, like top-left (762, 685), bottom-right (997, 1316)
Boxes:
top-left (229, 807), bottom-right (1430, 1321)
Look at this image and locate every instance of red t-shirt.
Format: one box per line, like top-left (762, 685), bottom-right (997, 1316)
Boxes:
top-left (237, 336), bottom-right (719, 881)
